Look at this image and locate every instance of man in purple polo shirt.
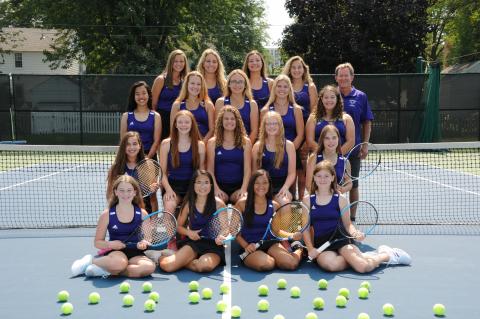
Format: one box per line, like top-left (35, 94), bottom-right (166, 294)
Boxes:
top-left (335, 62), bottom-right (374, 221)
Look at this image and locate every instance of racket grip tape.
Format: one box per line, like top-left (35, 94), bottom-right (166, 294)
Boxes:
top-left (308, 241), bottom-right (331, 260)
top-left (239, 242), bottom-right (261, 260)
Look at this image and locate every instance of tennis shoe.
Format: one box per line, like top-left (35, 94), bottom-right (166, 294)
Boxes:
top-left (362, 250), bottom-right (378, 258)
top-left (85, 264), bottom-right (110, 278)
top-left (71, 254), bottom-right (92, 276)
top-left (378, 245), bottom-right (412, 265)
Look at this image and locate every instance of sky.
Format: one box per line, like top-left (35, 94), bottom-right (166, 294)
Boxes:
top-left (264, 0), bottom-right (293, 47)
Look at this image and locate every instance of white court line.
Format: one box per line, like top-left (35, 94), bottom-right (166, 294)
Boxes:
top-left (0, 164), bottom-right (84, 191)
top-left (391, 168), bottom-right (480, 196)
top-left (221, 242), bottom-right (232, 319)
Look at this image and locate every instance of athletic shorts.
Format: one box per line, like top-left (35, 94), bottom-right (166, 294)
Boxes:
top-left (218, 181), bottom-right (242, 198)
top-left (105, 247), bottom-right (146, 260)
top-left (178, 238), bottom-right (225, 265)
top-left (168, 178), bottom-right (190, 197)
top-left (314, 229), bottom-right (353, 252)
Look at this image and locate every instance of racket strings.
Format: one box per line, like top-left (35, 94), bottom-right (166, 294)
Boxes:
top-left (139, 214), bottom-right (176, 245)
top-left (206, 210), bottom-right (243, 238)
top-left (135, 161), bottom-right (161, 196)
top-left (270, 203), bottom-right (309, 238)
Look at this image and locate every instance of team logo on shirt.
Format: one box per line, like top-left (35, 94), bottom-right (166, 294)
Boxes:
top-left (348, 100), bottom-right (356, 106)
top-left (129, 121), bottom-right (134, 126)
top-left (311, 205), bottom-right (316, 209)
top-left (112, 225), bottom-right (118, 230)
top-left (217, 151), bottom-right (222, 155)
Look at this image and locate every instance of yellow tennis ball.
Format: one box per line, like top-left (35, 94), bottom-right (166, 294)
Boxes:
top-left (119, 281), bottom-right (130, 293)
top-left (60, 302), bottom-right (73, 315)
top-left (433, 303), bottom-right (446, 316)
top-left (336, 295), bottom-right (347, 307)
top-left (383, 303), bottom-right (395, 316)
top-left (201, 287), bottom-right (213, 299)
top-left (257, 299), bottom-right (270, 311)
top-left (88, 292), bottom-right (100, 304)
top-left (57, 290), bottom-right (69, 302)
top-left (312, 297), bottom-right (325, 310)
top-left (216, 300), bottom-right (227, 312)
top-left (148, 291), bottom-right (159, 303)
top-left (142, 281), bottom-right (153, 292)
top-left (188, 292), bottom-right (200, 304)
top-left (338, 287), bottom-right (350, 299)
top-left (273, 315), bottom-right (285, 319)
top-left (290, 286), bottom-right (301, 298)
top-left (231, 305), bottom-right (242, 318)
top-left (360, 281), bottom-right (371, 291)
top-left (122, 294), bottom-right (134, 307)
top-left (188, 280), bottom-right (200, 291)
top-left (357, 312), bottom-right (370, 319)
top-left (305, 312), bottom-right (318, 319)
top-left (258, 284), bottom-right (269, 296)
top-left (144, 299), bottom-right (156, 312)
top-left (220, 283), bottom-right (230, 294)
top-left (317, 279), bottom-right (328, 290)
top-left (277, 278), bottom-right (287, 289)
top-left (358, 287), bottom-right (369, 299)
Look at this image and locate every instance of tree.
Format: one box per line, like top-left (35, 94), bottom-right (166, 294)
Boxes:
top-left (0, 0), bottom-right (267, 73)
top-left (281, 0), bottom-right (430, 73)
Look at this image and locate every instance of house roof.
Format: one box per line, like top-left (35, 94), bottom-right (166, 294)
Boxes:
top-left (442, 60), bottom-right (480, 73)
top-left (0, 27), bottom-right (59, 52)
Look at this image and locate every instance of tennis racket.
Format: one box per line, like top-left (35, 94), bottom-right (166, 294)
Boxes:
top-left (339, 142), bottom-right (380, 187)
top-left (97, 210), bottom-right (177, 256)
top-left (239, 201), bottom-right (310, 260)
top-left (176, 205), bottom-right (243, 245)
top-left (134, 158), bottom-right (163, 198)
top-left (308, 200), bottom-right (378, 260)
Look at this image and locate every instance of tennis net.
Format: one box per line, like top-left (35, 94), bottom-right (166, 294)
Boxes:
top-left (1, 142), bottom-right (479, 234)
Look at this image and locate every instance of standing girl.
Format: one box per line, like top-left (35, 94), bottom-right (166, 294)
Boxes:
top-left (305, 125), bottom-right (352, 194)
top-left (215, 69), bottom-right (259, 142)
top-left (159, 110), bottom-right (205, 214)
top-left (170, 71), bottom-right (215, 145)
top-left (71, 175), bottom-right (156, 278)
top-left (120, 81), bottom-right (161, 160)
top-left (305, 85), bottom-right (354, 155)
top-left (261, 74), bottom-right (304, 198)
top-left (207, 106), bottom-right (251, 204)
top-left (196, 48), bottom-right (227, 104)
top-left (158, 170), bottom-right (226, 273)
top-left (152, 49), bottom-right (189, 140)
top-left (252, 111), bottom-right (296, 204)
top-left (242, 50), bottom-right (273, 109)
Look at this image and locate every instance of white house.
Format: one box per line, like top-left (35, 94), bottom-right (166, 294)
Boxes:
top-left (0, 27), bottom-right (84, 75)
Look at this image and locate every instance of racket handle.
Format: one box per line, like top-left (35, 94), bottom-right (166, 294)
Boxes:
top-left (239, 242), bottom-right (260, 260)
top-left (308, 241), bottom-right (331, 260)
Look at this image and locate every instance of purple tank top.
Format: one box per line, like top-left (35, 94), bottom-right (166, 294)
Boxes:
top-left (309, 194), bottom-right (340, 237)
top-left (167, 144), bottom-right (194, 181)
top-left (224, 97), bottom-right (252, 134)
top-left (314, 119), bottom-right (347, 145)
top-left (315, 154), bottom-right (346, 183)
top-left (127, 111), bottom-right (155, 151)
top-left (107, 205), bottom-right (142, 242)
top-left (252, 78), bottom-right (270, 108)
top-left (214, 145), bottom-right (244, 184)
top-left (294, 83), bottom-right (310, 121)
top-left (156, 78), bottom-right (182, 112)
top-left (269, 104), bottom-right (297, 142)
top-left (241, 200), bottom-right (274, 243)
top-left (180, 101), bottom-right (209, 137)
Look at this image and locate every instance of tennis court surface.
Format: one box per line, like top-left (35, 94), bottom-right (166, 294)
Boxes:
top-left (1, 142), bottom-right (479, 318)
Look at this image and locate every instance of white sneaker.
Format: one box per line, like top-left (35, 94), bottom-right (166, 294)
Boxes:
top-left (378, 245), bottom-right (412, 265)
top-left (71, 254), bottom-right (93, 276)
top-left (144, 250), bottom-right (163, 263)
top-left (85, 264), bottom-right (110, 278)
top-left (362, 250), bottom-right (378, 258)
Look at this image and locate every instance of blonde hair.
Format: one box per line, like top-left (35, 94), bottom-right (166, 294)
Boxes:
top-left (335, 62), bottom-right (354, 76)
top-left (162, 49), bottom-right (189, 88)
top-left (108, 175), bottom-right (145, 209)
top-left (242, 50), bottom-right (269, 79)
top-left (225, 69), bottom-right (254, 101)
top-left (175, 71), bottom-right (211, 104)
top-left (282, 56), bottom-right (313, 84)
top-left (214, 106), bottom-right (247, 148)
top-left (196, 48), bottom-right (227, 96)
top-left (264, 74), bottom-right (297, 108)
top-left (257, 111), bottom-right (285, 169)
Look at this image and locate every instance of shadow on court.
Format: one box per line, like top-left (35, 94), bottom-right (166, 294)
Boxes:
top-left (0, 229), bottom-right (478, 318)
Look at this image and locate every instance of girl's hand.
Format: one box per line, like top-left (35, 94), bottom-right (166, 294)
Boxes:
top-left (245, 243), bottom-right (258, 254)
top-left (188, 229), bottom-right (202, 241)
top-left (108, 240), bottom-right (126, 250)
top-left (164, 189), bottom-right (176, 201)
top-left (308, 247), bottom-right (319, 260)
top-left (136, 240), bottom-right (150, 250)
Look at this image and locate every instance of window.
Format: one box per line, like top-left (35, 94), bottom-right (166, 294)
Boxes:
top-left (15, 53), bottom-right (22, 68)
